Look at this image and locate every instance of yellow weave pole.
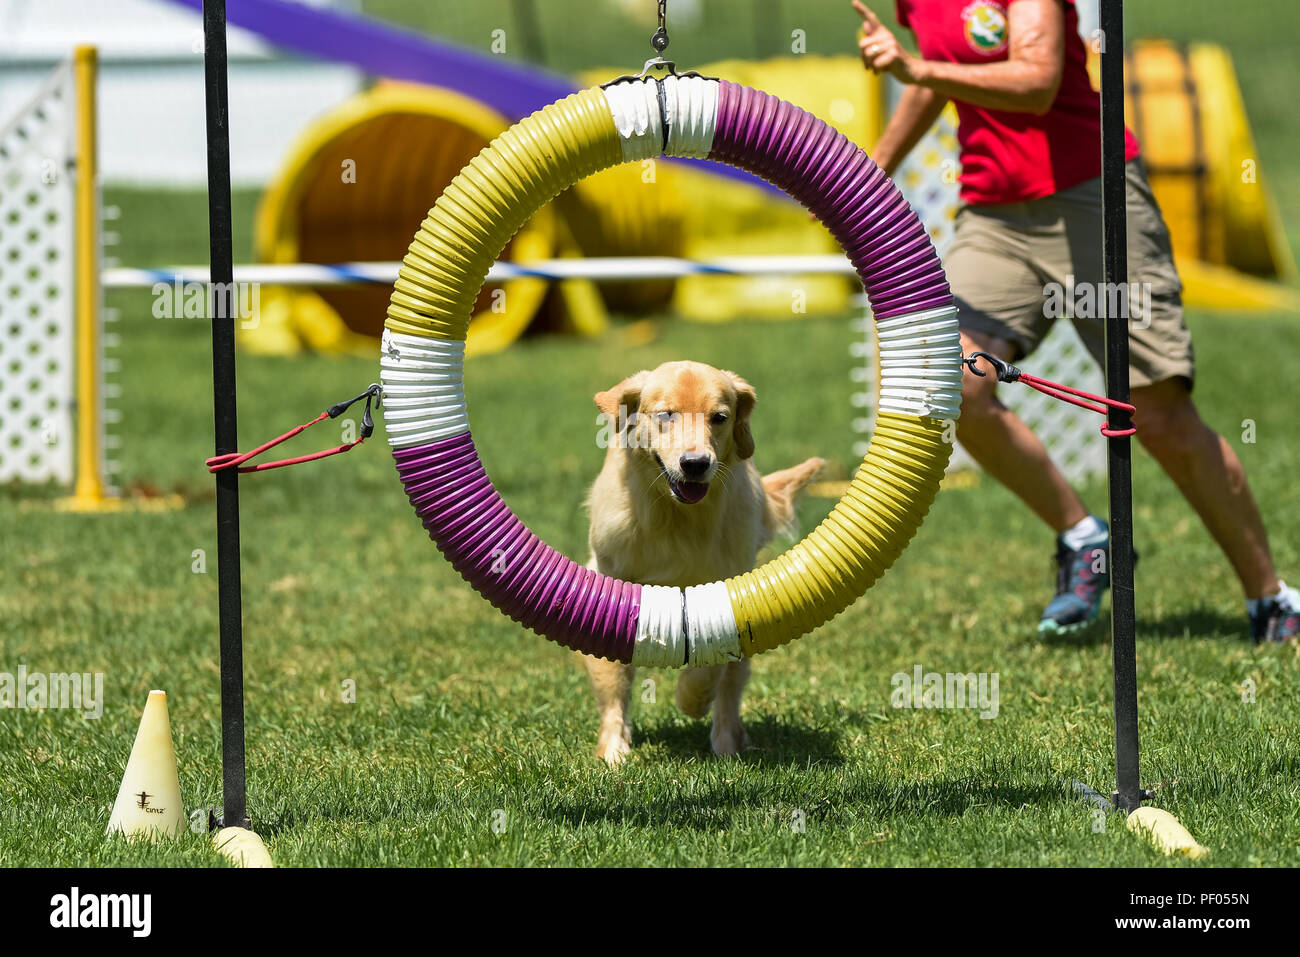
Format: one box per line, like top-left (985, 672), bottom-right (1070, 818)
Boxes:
top-left (55, 48), bottom-right (181, 513)
top-left (62, 45), bottom-right (111, 512)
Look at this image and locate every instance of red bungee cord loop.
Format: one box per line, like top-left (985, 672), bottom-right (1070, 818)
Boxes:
top-left (962, 352), bottom-right (1137, 437)
top-left (206, 384), bottom-right (382, 474)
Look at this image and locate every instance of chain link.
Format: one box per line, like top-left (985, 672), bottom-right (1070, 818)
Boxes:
top-left (651, 0), bottom-right (669, 54)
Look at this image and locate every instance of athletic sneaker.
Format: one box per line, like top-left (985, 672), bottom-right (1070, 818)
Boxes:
top-left (1249, 582), bottom-right (1300, 644)
top-left (1039, 519), bottom-right (1111, 636)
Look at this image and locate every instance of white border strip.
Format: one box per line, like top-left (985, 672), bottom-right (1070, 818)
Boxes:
top-left (380, 329), bottom-right (470, 446)
top-left (632, 584), bottom-right (686, 668)
top-left (602, 78), bottom-right (663, 164)
top-left (662, 75), bottom-right (718, 159)
top-left (685, 581), bottom-right (742, 666)
top-left (601, 75), bottom-right (720, 165)
top-left (874, 305), bottom-right (963, 419)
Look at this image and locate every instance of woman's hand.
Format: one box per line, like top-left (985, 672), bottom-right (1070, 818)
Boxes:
top-left (854, 1), bottom-right (923, 84)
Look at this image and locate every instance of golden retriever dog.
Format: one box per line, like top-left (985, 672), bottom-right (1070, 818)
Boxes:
top-left (581, 360), bottom-right (824, 764)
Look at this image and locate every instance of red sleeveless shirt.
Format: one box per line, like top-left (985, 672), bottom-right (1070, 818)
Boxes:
top-left (895, 0), bottom-right (1141, 204)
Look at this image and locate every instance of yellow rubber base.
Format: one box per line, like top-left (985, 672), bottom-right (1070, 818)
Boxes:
top-left (213, 827), bottom-right (275, 868)
top-left (1127, 806), bottom-right (1209, 860)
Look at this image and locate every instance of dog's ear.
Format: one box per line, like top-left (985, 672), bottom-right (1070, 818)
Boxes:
top-left (594, 370), bottom-right (649, 425)
top-left (727, 373), bottom-right (757, 460)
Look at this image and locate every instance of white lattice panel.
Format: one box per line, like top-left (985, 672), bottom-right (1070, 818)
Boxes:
top-left (853, 81), bottom-right (1106, 483)
top-left (0, 62), bottom-right (75, 484)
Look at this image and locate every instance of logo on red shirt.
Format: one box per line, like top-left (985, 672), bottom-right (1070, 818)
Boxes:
top-left (961, 1), bottom-right (1008, 55)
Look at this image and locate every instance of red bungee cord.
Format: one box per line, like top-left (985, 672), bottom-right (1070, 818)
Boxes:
top-left (962, 352), bottom-right (1137, 437)
top-left (206, 384), bottom-right (382, 474)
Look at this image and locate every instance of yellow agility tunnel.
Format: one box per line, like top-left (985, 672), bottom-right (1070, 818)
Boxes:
top-left (1111, 40), bottom-right (1297, 311)
top-left (249, 83), bottom-right (610, 358)
top-left (247, 42), bottom-right (1295, 358)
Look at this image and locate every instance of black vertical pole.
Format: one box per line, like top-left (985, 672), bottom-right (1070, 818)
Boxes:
top-left (202, 0), bottom-right (249, 831)
top-left (1099, 0), bottom-right (1142, 814)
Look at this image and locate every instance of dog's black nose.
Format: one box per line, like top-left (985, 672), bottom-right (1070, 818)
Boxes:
top-left (679, 452), bottom-right (711, 479)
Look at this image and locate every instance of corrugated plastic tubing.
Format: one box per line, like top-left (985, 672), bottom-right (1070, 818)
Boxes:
top-left (386, 81), bottom-right (954, 664)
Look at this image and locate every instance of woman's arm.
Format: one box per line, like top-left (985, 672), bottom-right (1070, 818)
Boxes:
top-left (855, 0), bottom-right (1065, 116)
top-left (872, 84), bottom-right (950, 176)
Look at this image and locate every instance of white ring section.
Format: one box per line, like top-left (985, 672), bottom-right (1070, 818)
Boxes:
top-left (873, 305), bottom-right (963, 419)
top-left (661, 75), bottom-right (718, 158)
top-left (380, 329), bottom-right (470, 446)
top-left (632, 584), bottom-right (686, 668)
top-left (685, 581), bottom-right (742, 666)
top-left (602, 75), bottom-right (720, 163)
top-left (602, 79), bottom-right (664, 163)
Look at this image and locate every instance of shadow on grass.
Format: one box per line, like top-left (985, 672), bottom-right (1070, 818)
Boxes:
top-left (1137, 607), bottom-right (1245, 642)
top-left (540, 768), bottom-right (1071, 832)
top-left (636, 713), bottom-right (846, 768)
top-left (1038, 606), bottom-right (1244, 648)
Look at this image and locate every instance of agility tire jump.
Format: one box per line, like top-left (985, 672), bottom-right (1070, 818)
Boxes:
top-left (381, 76), bottom-right (962, 667)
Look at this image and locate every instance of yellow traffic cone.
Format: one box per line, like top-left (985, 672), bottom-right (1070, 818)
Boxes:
top-left (106, 690), bottom-right (186, 840)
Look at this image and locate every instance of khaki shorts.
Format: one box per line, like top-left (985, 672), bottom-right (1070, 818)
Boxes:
top-left (946, 159), bottom-right (1194, 389)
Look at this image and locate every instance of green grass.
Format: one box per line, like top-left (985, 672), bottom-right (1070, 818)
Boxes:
top-left (2, 179), bottom-right (1298, 865)
top-left (2, 2), bottom-right (1298, 868)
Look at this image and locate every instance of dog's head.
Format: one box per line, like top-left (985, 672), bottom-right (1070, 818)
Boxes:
top-left (595, 361), bottom-right (756, 506)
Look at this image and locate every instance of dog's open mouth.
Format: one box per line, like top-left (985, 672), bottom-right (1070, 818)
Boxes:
top-left (655, 454), bottom-right (710, 504)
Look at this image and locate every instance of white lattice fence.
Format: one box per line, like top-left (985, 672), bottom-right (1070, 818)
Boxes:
top-left (853, 84), bottom-right (1107, 483)
top-left (0, 62), bottom-right (78, 484)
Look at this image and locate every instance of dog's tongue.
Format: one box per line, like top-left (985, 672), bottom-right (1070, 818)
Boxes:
top-left (674, 480), bottom-right (710, 504)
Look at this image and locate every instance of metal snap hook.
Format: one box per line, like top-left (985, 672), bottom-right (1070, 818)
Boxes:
top-left (962, 351), bottom-right (1021, 383)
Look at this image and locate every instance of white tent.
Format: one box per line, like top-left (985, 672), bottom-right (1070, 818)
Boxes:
top-left (0, 0), bottom-right (362, 185)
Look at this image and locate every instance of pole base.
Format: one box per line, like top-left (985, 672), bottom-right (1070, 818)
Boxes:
top-left (1071, 780), bottom-right (1153, 812)
top-left (208, 807), bottom-right (251, 832)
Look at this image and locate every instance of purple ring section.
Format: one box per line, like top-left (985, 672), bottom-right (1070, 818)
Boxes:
top-left (392, 83), bottom-right (953, 662)
top-left (395, 433), bottom-right (641, 662)
top-left (708, 81), bottom-right (952, 320)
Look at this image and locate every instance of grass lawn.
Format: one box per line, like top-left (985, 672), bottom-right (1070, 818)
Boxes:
top-left (2, 176), bottom-right (1298, 863)
top-left (2, 0), bottom-right (1297, 868)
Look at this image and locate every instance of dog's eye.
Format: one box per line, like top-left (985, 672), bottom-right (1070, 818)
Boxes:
top-left (710, 412), bottom-right (729, 426)
top-left (655, 411), bottom-right (678, 425)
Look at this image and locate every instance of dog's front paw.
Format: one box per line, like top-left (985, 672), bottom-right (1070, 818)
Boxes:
top-left (595, 721), bottom-right (632, 766)
top-left (710, 720), bottom-right (752, 758)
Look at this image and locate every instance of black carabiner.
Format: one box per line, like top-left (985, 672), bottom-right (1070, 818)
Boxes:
top-left (327, 383), bottom-right (383, 420)
top-left (962, 351), bottom-right (1022, 383)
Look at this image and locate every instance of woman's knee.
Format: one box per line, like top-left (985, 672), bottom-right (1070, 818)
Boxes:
top-left (960, 370), bottom-right (1001, 423)
top-left (958, 330), bottom-right (1014, 423)
top-left (1133, 385), bottom-right (1211, 457)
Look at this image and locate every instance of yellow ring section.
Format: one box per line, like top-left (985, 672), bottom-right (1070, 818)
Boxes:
top-left (385, 88), bottom-right (623, 342)
top-left (386, 84), bottom-right (953, 658)
top-left (732, 412), bottom-right (948, 655)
